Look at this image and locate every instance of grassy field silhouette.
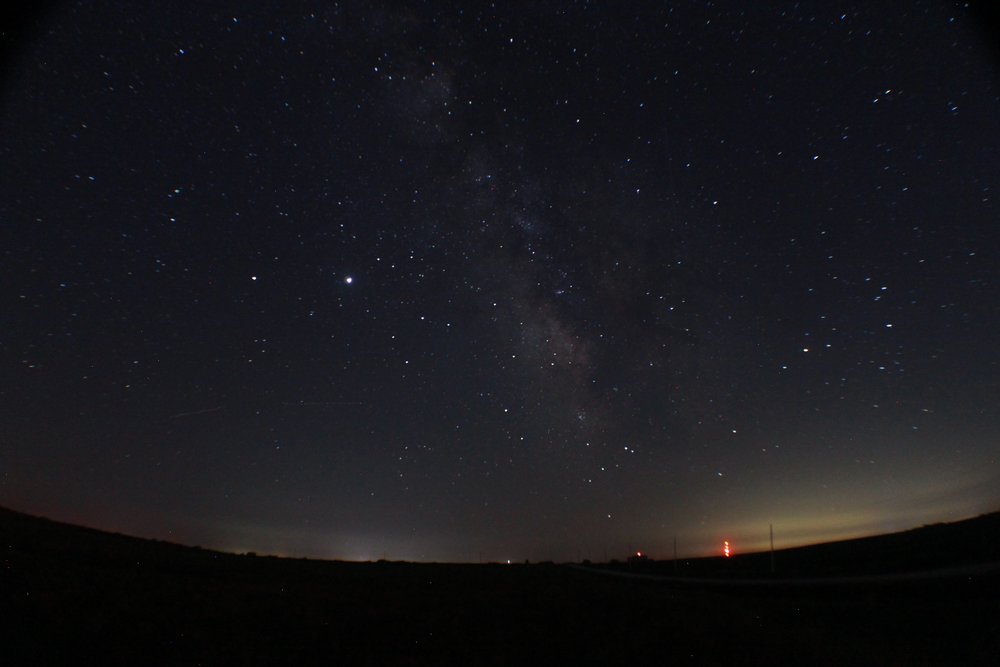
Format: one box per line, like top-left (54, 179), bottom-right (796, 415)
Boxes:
top-left (3, 506), bottom-right (999, 665)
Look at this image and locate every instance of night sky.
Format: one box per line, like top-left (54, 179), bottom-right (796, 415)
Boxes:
top-left (2, 1), bottom-right (999, 562)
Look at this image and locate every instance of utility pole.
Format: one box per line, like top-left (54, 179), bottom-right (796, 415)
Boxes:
top-left (673, 536), bottom-right (678, 575)
top-left (769, 523), bottom-right (775, 574)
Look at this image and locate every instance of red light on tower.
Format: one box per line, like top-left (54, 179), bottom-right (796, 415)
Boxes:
top-left (723, 540), bottom-right (731, 557)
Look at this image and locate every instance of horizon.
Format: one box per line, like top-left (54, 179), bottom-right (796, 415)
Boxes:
top-left (6, 501), bottom-right (998, 564)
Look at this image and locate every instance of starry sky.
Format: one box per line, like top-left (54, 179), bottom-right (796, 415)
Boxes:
top-left (2, 1), bottom-right (999, 562)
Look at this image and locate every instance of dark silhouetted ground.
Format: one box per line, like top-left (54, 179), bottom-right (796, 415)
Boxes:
top-left (2, 506), bottom-right (999, 665)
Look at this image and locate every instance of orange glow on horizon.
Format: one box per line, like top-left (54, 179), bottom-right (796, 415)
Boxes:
top-left (723, 540), bottom-right (731, 557)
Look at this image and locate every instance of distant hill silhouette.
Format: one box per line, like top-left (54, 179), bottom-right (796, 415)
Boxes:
top-left (620, 511), bottom-right (1000, 578)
